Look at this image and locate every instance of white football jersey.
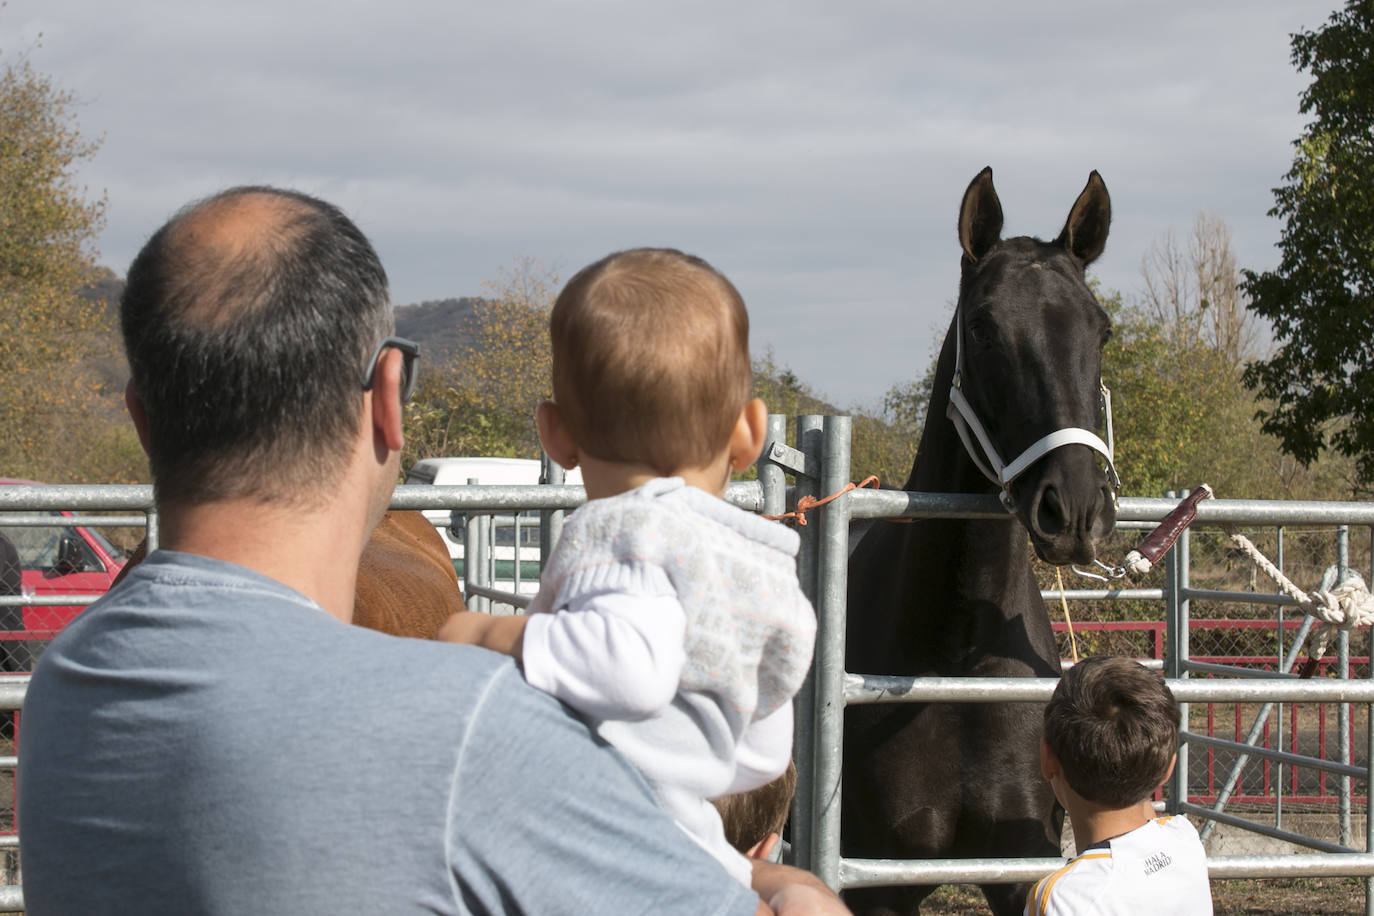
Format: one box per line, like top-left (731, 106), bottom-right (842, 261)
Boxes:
top-left (1025, 815), bottom-right (1213, 916)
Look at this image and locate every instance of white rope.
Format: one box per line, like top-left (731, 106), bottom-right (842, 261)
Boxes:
top-left (1227, 530), bottom-right (1374, 662)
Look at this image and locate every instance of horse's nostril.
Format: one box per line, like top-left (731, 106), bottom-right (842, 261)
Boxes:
top-left (1035, 486), bottom-right (1066, 538)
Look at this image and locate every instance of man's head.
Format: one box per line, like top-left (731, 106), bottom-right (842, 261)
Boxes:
top-left (1042, 656), bottom-right (1179, 808)
top-left (545, 248), bottom-right (753, 476)
top-left (120, 187), bottom-right (400, 507)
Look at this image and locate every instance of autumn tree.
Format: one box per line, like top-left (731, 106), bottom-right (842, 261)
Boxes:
top-left (1242, 0), bottom-right (1374, 484)
top-left (1140, 212), bottom-right (1260, 366)
top-left (402, 258), bottom-right (557, 468)
top-left (0, 46), bottom-right (118, 480)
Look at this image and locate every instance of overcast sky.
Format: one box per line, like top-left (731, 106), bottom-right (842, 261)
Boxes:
top-left (4, 0), bottom-right (1337, 408)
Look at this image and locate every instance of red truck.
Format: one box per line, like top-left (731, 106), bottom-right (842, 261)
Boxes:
top-left (0, 479), bottom-right (127, 671)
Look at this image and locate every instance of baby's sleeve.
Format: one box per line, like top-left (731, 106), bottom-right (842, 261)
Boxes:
top-left (522, 578), bottom-right (686, 722)
top-left (726, 702), bottom-right (794, 795)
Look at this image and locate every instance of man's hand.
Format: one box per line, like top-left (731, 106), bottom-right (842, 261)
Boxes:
top-left (751, 861), bottom-right (852, 916)
top-left (436, 611), bottom-right (529, 662)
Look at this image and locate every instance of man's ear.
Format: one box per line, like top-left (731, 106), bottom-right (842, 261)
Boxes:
top-left (124, 381), bottom-right (152, 457)
top-left (729, 398), bottom-right (769, 472)
top-left (370, 348), bottom-right (406, 453)
top-left (1161, 753), bottom-right (1177, 785)
top-left (535, 401), bottom-right (579, 470)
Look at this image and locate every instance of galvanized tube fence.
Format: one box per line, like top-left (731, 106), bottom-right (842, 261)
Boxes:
top-left (3, 434), bottom-right (1374, 908)
top-left (798, 461), bottom-right (1374, 894)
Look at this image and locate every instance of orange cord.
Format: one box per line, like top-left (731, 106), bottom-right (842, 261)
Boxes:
top-left (763, 476), bottom-right (880, 526)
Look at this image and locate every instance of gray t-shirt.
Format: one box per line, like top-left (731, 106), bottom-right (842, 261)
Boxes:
top-left (17, 551), bottom-right (759, 915)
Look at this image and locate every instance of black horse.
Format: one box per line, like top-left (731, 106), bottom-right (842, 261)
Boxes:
top-left (842, 167), bottom-right (1118, 916)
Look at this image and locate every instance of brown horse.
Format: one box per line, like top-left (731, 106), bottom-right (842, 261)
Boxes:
top-left (114, 510), bottom-right (464, 637)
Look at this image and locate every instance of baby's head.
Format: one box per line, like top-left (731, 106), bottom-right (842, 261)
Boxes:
top-left (1042, 656), bottom-right (1178, 810)
top-left (544, 248), bottom-right (755, 478)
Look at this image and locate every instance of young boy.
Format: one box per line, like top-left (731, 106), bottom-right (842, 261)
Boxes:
top-left (714, 760), bottom-right (798, 863)
top-left (439, 248), bottom-right (816, 886)
top-left (1028, 656), bottom-right (1212, 915)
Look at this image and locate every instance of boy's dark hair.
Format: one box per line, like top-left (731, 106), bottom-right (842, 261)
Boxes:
top-left (712, 759), bottom-right (797, 853)
top-left (120, 186), bottom-right (392, 507)
top-left (549, 248), bottom-right (752, 476)
top-left (1043, 656), bottom-right (1179, 808)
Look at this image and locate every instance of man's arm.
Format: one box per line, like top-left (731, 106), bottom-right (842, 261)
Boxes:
top-left (450, 666), bottom-right (763, 915)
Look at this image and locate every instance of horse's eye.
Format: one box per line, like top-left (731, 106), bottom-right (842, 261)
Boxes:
top-left (1101, 326), bottom-right (1113, 346)
top-left (967, 318), bottom-right (993, 347)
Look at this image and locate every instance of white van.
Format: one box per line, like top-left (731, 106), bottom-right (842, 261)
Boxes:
top-left (402, 457), bottom-right (583, 601)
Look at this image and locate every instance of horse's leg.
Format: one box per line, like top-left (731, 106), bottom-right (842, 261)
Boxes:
top-left (979, 882), bottom-right (1033, 916)
top-left (843, 883), bottom-right (936, 916)
top-left (973, 800), bottom-right (1063, 916)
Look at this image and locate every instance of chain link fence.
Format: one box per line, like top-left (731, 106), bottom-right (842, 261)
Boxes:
top-left (1037, 521), bottom-right (1372, 834)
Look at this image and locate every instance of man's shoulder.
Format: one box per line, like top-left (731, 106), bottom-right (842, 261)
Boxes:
top-left (36, 549), bottom-right (532, 711)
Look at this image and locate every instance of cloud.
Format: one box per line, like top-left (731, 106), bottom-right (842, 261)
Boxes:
top-left (4, 0), bottom-right (1334, 406)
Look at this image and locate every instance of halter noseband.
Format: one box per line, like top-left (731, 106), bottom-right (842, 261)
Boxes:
top-left (945, 300), bottom-right (1121, 509)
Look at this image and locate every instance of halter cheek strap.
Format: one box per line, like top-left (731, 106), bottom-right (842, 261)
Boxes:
top-left (947, 302), bottom-right (1121, 508)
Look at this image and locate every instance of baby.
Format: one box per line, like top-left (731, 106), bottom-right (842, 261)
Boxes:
top-left (440, 248), bottom-right (816, 885)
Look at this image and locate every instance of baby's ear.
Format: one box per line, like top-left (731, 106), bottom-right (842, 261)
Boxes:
top-left (728, 399), bottom-right (769, 472)
top-left (535, 401), bottom-right (579, 470)
top-left (744, 832), bottom-right (780, 861)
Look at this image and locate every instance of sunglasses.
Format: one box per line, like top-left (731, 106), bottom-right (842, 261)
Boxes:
top-left (362, 336), bottom-right (420, 404)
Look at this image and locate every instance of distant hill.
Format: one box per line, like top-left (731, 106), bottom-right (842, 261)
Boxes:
top-left (394, 297), bottom-right (486, 367)
top-left (79, 269), bottom-right (488, 370)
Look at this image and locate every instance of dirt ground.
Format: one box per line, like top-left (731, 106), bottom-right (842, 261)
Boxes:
top-left (918, 877), bottom-right (1367, 914)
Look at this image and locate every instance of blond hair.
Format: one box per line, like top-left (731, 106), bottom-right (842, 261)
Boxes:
top-left (549, 248), bottom-right (751, 475)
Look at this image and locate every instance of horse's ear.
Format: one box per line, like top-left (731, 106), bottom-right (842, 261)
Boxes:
top-left (1055, 171), bottom-right (1111, 266)
top-left (958, 166), bottom-right (1003, 262)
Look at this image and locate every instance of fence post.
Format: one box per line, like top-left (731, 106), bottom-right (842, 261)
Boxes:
top-left (760, 415), bottom-right (787, 519)
top-left (1164, 491), bottom-right (1186, 814)
top-left (1338, 525), bottom-right (1352, 849)
top-left (1366, 525), bottom-right (1373, 916)
top-left (464, 478), bottom-right (491, 614)
top-left (1179, 508), bottom-right (1192, 815)
top-left (538, 453), bottom-right (566, 572)
top-left (790, 416), bottom-right (824, 873)
top-left (1277, 528), bottom-right (1286, 832)
top-left (145, 507), bottom-right (159, 552)
top-left (812, 416), bottom-right (852, 890)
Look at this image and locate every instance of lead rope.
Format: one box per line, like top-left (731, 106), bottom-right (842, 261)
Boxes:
top-left (1222, 528), bottom-right (1374, 677)
top-left (1091, 483), bottom-right (1374, 679)
top-left (1056, 566), bottom-right (1080, 664)
top-left (763, 476), bottom-right (880, 526)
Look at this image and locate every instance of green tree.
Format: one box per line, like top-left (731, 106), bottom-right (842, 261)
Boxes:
top-left (0, 46), bottom-right (114, 479)
top-left (1242, 0), bottom-right (1374, 484)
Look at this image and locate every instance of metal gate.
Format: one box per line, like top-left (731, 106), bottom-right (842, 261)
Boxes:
top-left (763, 415), bottom-right (1374, 914)
top-left (3, 419), bottom-right (1374, 912)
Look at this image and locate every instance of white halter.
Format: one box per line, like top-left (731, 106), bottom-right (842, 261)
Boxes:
top-left (945, 300), bottom-right (1121, 509)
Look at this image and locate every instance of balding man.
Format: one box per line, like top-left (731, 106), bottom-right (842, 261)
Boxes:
top-left (17, 188), bottom-right (843, 915)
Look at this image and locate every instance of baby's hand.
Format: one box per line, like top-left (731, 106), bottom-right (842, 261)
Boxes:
top-left (436, 611), bottom-right (529, 661)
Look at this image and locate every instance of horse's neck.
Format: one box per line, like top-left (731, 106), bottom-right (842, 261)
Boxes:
top-left (903, 374), bottom-right (1032, 586)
